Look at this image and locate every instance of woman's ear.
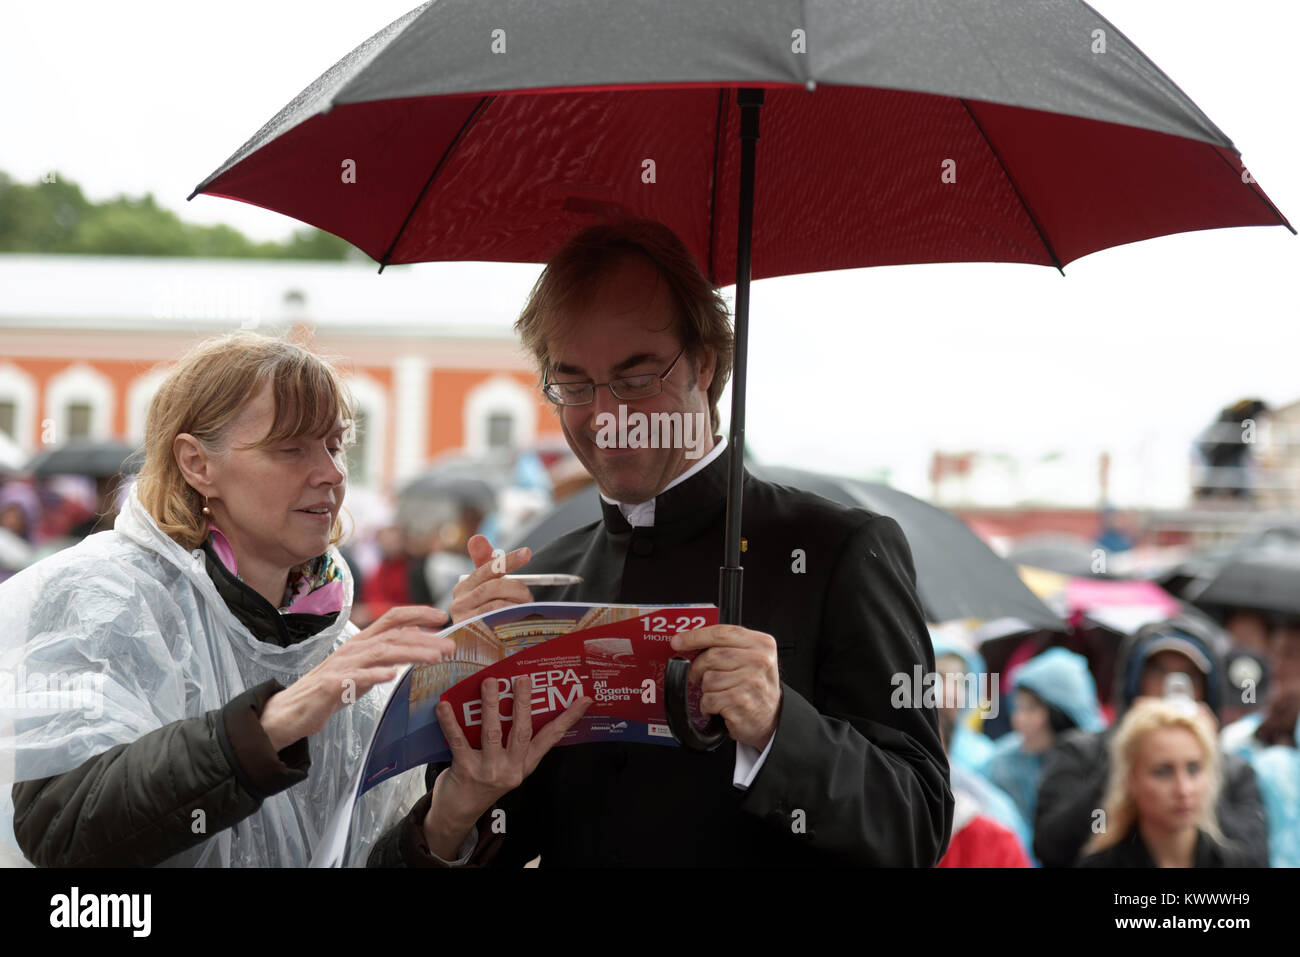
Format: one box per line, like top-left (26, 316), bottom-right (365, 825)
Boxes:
top-left (173, 433), bottom-right (213, 496)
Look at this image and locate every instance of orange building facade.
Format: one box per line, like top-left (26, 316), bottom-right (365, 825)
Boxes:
top-left (0, 255), bottom-right (564, 493)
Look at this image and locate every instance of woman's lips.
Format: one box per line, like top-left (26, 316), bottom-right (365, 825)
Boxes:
top-left (295, 509), bottom-right (332, 522)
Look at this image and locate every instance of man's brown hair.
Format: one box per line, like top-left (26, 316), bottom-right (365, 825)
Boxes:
top-left (515, 220), bottom-right (734, 434)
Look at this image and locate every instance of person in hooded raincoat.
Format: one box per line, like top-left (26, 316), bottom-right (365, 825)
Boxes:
top-left (1220, 614), bottom-right (1300, 867)
top-left (1033, 616), bottom-right (1269, 867)
top-left (984, 647), bottom-right (1104, 834)
top-left (928, 621), bottom-right (997, 776)
top-left (933, 703), bottom-right (1031, 868)
top-left (0, 332), bottom-right (461, 867)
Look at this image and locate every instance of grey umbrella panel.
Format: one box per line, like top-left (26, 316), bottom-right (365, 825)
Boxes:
top-left (195, 0), bottom-right (1236, 198)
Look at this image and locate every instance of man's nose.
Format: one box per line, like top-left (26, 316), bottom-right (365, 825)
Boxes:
top-left (586, 384), bottom-right (622, 430)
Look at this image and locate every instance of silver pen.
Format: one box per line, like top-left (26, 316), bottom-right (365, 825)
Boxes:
top-left (456, 573), bottom-right (584, 586)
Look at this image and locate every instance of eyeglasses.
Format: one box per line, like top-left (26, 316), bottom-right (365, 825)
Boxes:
top-left (542, 347), bottom-right (686, 406)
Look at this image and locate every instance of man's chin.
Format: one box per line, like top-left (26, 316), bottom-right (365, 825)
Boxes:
top-left (586, 451), bottom-right (661, 504)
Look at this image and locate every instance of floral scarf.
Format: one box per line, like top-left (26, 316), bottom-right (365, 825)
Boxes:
top-left (205, 523), bottom-right (345, 615)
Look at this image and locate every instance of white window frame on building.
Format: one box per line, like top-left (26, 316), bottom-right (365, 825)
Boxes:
top-left (126, 369), bottom-right (172, 445)
top-left (45, 364), bottom-right (115, 444)
top-left (463, 376), bottom-right (537, 457)
top-left (343, 373), bottom-right (389, 490)
top-left (0, 362), bottom-right (39, 451)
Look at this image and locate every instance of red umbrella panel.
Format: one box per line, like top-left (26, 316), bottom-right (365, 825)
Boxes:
top-left (196, 84), bottom-right (1289, 277)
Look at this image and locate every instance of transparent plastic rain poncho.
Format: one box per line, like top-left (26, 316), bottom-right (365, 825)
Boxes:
top-left (0, 483), bottom-right (423, 867)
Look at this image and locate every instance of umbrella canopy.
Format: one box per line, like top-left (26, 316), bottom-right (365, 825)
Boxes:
top-left (191, 0), bottom-right (1289, 274)
top-left (507, 462), bottom-right (1065, 632)
top-left (395, 472), bottom-right (500, 538)
top-left (1184, 547), bottom-right (1300, 619)
top-left (1006, 533), bottom-right (1102, 579)
top-left (1021, 571), bottom-right (1185, 636)
top-left (25, 440), bottom-right (142, 479)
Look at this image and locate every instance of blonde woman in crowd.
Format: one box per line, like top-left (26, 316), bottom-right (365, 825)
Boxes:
top-left (1079, 697), bottom-right (1252, 867)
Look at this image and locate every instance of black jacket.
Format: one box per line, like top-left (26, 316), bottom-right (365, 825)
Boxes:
top-left (371, 448), bottom-right (953, 866)
top-left (10, 542), bottom-right (324, 867)
top-left (1078, 827), bottom-right (1255, 868)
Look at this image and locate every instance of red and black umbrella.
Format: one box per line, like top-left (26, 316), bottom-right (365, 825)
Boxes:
top-left (192, 0), bottom-right (1292, 749)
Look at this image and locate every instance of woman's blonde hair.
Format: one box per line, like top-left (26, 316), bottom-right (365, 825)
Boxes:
top-left (515, 220), bottom-right (734, 435)
top-left (1083, 697), bottom-right (1225, 855)
top-left (134, 331), bottom-right (357, 551)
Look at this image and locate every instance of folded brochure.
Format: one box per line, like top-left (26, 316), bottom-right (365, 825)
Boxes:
top-left (312, 601), bottom-right (717, 865)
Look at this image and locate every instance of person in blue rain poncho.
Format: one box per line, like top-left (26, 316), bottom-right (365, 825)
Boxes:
top-left (928, 622), bottom-right (1031, 855)
top-left (985, 648), bottom-right (1104, 838)
top-left (928, 622), bottom-right (996, 775)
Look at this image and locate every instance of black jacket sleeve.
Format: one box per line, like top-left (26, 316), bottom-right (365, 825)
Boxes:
top-left (736, 515), bottom-right (953, 865)
top-left (1033, 729), bottom-right (1107, 868)
top-left (11, 679), bottom-right (309, 867)
top-left (1217, 753), bottom-right (1270, 866)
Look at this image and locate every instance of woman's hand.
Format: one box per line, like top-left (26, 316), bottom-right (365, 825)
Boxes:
top-left (259, 605), bottom-right (454, 751)
top-left (422, 674), bottom-right (591, 858)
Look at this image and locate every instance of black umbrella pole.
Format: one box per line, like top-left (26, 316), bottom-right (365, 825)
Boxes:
top-left (666, 89), bottom-right (763, 754)
top-left (720, 88), bottom-right (763, 626)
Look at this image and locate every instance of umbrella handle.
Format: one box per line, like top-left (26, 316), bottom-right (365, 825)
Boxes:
top-left (664, 657), bottom-right (728, 751)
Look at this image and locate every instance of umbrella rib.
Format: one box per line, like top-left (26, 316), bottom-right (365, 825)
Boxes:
top-left (377, 95), bottom-right (494, 273)
top-left (1208, 147), bottom-right (1296, 235)
top-left (959, 100), bottom-right (1065, 275)
top-left (706, 89), bottom-right (728, 285)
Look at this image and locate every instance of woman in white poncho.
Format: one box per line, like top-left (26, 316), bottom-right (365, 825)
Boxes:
top-left (0, 332), bottom-right (453, 866)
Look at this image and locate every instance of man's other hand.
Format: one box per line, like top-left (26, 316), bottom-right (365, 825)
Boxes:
top-left (449, 534), bottom-right (534, 623)
top-left (671, 625), bottom-right (783, 751)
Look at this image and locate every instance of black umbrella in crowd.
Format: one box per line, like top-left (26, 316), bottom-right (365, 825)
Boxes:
top-left (192, 0), bottom-right (1290, 749)
top-left (25, 441), bottom-right (142, 479)
top-left (1005, 534), bottom-right (1103, 579)
top-left (1185, 546), bottom-right (1300, 620)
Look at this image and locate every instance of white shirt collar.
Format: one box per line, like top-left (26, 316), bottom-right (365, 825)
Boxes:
top-left (599, 436), bottom-right (727, 528)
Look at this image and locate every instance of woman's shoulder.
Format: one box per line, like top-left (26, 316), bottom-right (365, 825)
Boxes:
top-left (2, 531), bottom-right (191, 617)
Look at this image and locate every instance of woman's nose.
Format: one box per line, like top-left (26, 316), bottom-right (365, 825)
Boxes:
top-left (312, 446), bottom-right (347, 484)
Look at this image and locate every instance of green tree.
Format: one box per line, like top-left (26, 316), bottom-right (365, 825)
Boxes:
top-left (0, 172), bottom-right (351, 260)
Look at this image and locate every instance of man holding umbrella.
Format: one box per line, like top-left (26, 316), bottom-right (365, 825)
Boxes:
top-left (369, 220), bottom-right (952, 867)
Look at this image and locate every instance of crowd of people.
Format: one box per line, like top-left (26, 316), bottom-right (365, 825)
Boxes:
top-left (934, 605), bottom-right (1299, 867)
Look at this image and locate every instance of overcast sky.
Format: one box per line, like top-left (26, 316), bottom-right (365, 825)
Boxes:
top-left (3, 1), bottom-right (1297, 506)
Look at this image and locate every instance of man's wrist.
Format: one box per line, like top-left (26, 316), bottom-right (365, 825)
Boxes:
top-left (423, 778), bottom-right (490, 859)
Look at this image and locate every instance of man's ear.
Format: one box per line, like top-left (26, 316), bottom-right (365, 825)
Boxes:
top-left (693, 345), bottom-right (717, 395)
top-left (173, 433), bottom-right (214, 497)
